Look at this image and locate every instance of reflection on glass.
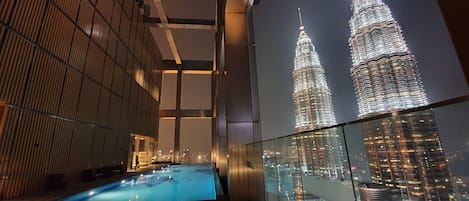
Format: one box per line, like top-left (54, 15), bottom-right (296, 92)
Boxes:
top-left (252, 99), bottom-right (469, 201)
top-left (361, 111), bottom-right (454, 200)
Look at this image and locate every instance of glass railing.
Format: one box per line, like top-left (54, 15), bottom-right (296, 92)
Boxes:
top-left (247, 95), bottom-right (469, 201)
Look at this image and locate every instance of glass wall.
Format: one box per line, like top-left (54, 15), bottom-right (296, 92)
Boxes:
top-left (249, 97), bottom-right (469, 201)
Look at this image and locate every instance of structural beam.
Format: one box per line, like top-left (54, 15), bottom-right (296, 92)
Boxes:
top-left (153, 0), bottom-right (182, 64)
top-left (145, 17), bottom-right (216, 30)
top-left (160, 109), bottom-right (213, 118)
top-left (161, 60), bottom-right (213, 70)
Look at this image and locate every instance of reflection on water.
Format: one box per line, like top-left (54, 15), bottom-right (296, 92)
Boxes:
top-left (63, 165), bottom-right (216, 201)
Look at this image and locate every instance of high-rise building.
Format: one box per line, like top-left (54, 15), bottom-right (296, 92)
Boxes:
top-left (293, 9), bottom-right (336, 130)
top-left (292, 9), bottom-right (344, 179)
top-left (348, 0), bottom-right (454, 200)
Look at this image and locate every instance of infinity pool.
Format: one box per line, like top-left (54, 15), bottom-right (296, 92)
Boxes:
top-left (62, 165), bottom-right (217, 201)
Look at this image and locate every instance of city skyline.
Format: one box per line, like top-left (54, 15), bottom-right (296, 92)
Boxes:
top-left (254, 0), bottom-right (468, 140)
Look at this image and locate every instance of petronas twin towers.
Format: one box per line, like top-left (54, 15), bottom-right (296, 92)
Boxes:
top-left (293, 8), bottom-right (344, 180)
top-left (292, 0), bottom-right (454, 200)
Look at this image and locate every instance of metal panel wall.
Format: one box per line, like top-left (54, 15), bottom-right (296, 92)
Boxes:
top-left (0, 0), bottom-right (162, 199)
top-left (222, 1), bottom-right (265, 200)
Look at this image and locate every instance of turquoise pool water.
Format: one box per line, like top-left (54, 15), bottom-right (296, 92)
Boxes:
top-left (62, 165), bottom-right (216, 201)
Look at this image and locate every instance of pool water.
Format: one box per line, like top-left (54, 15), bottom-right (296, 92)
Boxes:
top-left (62, 165), bottom-right (217, 201)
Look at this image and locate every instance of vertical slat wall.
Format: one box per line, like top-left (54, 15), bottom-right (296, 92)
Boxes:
top-left (0, 0), bottom-right (162, 199)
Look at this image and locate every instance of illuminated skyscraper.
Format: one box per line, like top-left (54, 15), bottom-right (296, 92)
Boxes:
top-left (349, 0), bottom-right (454, 200)
top-left (293, 10), bottom-right (336, 131)
top-left (292, 9), bottom-right (344, 179)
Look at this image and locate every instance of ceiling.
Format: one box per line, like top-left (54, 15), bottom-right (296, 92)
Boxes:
top-left (144, 0), bottom-right (217, 63)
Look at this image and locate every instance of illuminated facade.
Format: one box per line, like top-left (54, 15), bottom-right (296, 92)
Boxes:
top-left (292, 9), bottom-right (344, 180)
top-left (349, 0), bottom-right (428, 117)
top-left (349, 0), bottom-right (454, 200)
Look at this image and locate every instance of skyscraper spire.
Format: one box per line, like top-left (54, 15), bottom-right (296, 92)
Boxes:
top-left (292, 9), bottom-right (344, 181)
top-left (298, 8), bottom-right (304, 30)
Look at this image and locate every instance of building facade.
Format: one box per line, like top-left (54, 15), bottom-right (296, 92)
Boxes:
top-left (292, 10), bottom-right (344, 180)
top-left (349, 0), bottom-right (454, 200)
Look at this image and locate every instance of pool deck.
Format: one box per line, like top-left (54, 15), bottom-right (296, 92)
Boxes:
top-left (5, 164), bottom-right (230, 201)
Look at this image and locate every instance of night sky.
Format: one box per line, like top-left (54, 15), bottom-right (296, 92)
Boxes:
top-left (253, 0), bottom-right (468, 140)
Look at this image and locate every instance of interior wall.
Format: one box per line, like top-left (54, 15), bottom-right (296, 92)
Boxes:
top-left (0, 0), bottom-right (161, 199)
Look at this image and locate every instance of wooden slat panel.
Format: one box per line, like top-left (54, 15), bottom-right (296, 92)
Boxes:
top-left (0, 0), bottom-right (14, 23)
top-left (110, 2), bottom-right (122, 33)
top-left (142, 48), bottom-right (150, 71)
top-left (0, 24), bottom-right (4, 44)
top-left (89, 0), bottom-right (97, 6)
top-left (96, 0), bottom-right (114, 24)
top-left (9, 0), bottom-right (47, 41)
top-left (122, 0), bottom-right (134, 20)
top-left (96, 87), bottom-right (110, 126)
top-left (131, 0), bottom-right (138, 25)
top-left (111, 65), bottom-right (124, 96)
top-left (125, 51), bottom-right (134, 74)
top-left (122, 74), bottom-right (131, 101)
top-left (68, 29), bottom-right (89, 72)
top-left (47, 119), bottom-right (74, 174)
top-left (134, 108), bottom-right (143, 134)
top-left (119, 13), bottom-right (130, 44)
top-left (91, 13), bottom-right (109, 51)
top-left (116, 0), bottom-right (123, 7)
top-left (76, 77), bottom-right (100, 122)
top-left (102, 129), bottom-right (118, 166)
top-left (107, 94), bottom-right (122, 129)
top-left (0, 0), bottom-right (162, 199)
top-left (50, 0), bottom-right (80, 21)
top-left (116, 131), bottom-right (130, 164)
top-left (91, 127), bottom-right (106, 167)
top-left (39, 3), bottom-right (74, 62)
top-left (102, 56), bottom-right (115, 89)
top-left (4, 112), bottom-right (55, 198)
top-left (129, 81), bottom-right (138, 105)
top-left (0, 108), bottom-right (20, 191)
top-left (119, 100), bottom-right (128, 131)
top-left (76, 0), bottom-right (94, 36)
top-left (116, 40), bottom-right (127, 67)
top-left (134, 35), bottom-right (143, 64)
top-left (24, 49), bottom-right (66, 114)
top-left (128, 25), bottom-right (136, 52)
top-left (135, 11), bottom-right (144, 37)
top-left (137, 86), bottom-right (145, 109)
top-left (66, 123), bottom-right (94, 184)
top-left (107, 30), bottom-right (118, 59)
top-left (58, 68), bottom-right (82, 118)
top-left (0, 31), bottom-right (35, 105)
top-left (127, 104), bottom-right (136, 131)
top-left (84, 42), bottom-right (105, 83)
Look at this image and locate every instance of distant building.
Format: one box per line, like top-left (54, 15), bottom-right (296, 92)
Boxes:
top-left (348, 0), bottom-right (454, 200)
top-left (292, 9), bottom-right (344, 180)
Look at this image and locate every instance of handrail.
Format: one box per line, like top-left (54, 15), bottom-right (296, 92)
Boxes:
top-left (249, 94), bottom-right (469, 144)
